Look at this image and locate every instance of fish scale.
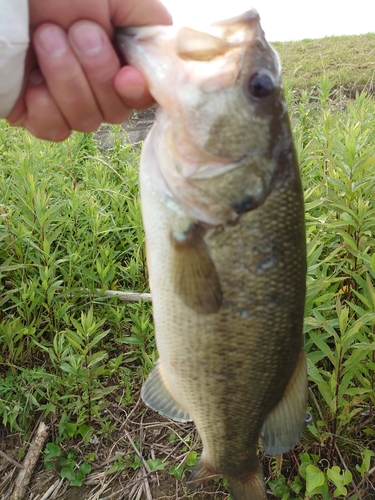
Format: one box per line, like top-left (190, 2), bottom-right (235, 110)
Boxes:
top-left (118, 8), bottom-right (307, 500)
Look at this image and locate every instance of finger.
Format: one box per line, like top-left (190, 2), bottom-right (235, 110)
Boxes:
top-left (6, 94), bottom-right (27, 127)
top-left (111, 0), bottom-right (172, 26)
top-left (6, 47), bottom-right (38, 126)
top-left (114, 66), bottom-right (155, 110)
top-left (68, 21), bottom-right (132, 124)
top-left (33, 23), bottom-right (103, 133)
top-left (23, 80), bottom-right (71, 141)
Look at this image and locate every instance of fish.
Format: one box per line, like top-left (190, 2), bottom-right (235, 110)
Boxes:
top-left (117, 9), bottom-right (307, 500)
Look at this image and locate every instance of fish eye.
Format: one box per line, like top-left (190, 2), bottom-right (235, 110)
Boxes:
top-left (248, 72), bottom-right (275, 99)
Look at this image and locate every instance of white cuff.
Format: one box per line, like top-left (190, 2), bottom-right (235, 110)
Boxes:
top-left (0, 0), bottom-right (29, 118)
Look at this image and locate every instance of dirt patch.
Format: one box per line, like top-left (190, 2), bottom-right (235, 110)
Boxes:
top-left (0, 394), bottom-right (233, 500)
top-left (94, 107), bottom-right (156, 150)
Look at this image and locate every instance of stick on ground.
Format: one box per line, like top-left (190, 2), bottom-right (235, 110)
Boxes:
top-left (11, 422), bottom-right (49, 500)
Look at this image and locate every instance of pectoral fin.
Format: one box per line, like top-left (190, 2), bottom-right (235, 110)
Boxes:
top-left (171, 225), bottom-right (222, 314)
top-left (261, 349), bottom-right (307, 455)
top-left (141, 362), bottom-right (192, 423)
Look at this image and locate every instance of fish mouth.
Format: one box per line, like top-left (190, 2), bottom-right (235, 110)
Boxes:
top-left (116, 8), bottom-right (262, 37)
top-left (116, 8), bottom-right (272, 112)
top-left (116, 8), bottom-right (265, 67)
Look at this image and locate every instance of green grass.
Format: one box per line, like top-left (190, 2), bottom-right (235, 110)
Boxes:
top-left (0, 34), bottom-right (375, 499)
top-left (273, 33), bottom-right (375, 95)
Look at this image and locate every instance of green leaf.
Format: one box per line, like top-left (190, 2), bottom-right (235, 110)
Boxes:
top-left (186, 450), bottom-right (198, 467)
top-left (169, 462), bottom-right (185, 480)
top-left (87, 329), bottom-right (111, 350)
top-left (61, 462), bottom-right (76, 481)
top-left (338, 305), bottom-right (348, 336)
top-left (78, 425), bottom-right (94, 445)
top-left (79, 461), bottom-right (91, 476)
top-left (327, 466), bottom-right (350, 497)
top-left (108, 461), bottom-right (125, 474)
top-left (44, 442), bottom-right (61, 460)
top-left (69, 476), bottom-right (84, 487)
top-left (147, 458), bottom-right (168, 471)
top-left (268, 476), bottom-right (289, 498)
top-left (60, 421), bottom-right (77, 438)
top-left (356, 449), bottom-right (375, 476)
top-left (343, 469), bottom-right (352, 484)
top-left (308, 330), bottom-right (334, 361)
top-left (87, 350), bottom-right (108, 368)
top-left (291, 476), bottom-right (304, 494)
top-left (305, 464), bottom-right (325, 494)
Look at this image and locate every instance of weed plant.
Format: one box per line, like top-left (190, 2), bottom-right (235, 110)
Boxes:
top-left (0, 80), bottom-right (374, 496)
top-left (268, 82), bottom-right (375, 499)
top-left (0, 127), bottom-right (154, 439)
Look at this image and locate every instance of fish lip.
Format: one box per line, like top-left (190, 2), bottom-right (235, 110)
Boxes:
top-left (210, 8), bottom-right (260, 27)
top-left (116, 25), bottom-right (176, 42)
top-left (116, 8), bottom-right (264, 45)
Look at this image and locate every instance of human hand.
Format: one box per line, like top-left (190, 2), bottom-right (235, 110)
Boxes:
top-left (6, 0), bottom-right (172, 141)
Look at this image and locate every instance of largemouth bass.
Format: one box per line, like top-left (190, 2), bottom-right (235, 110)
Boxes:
top-left (118, 9), bottom-right (307, 500)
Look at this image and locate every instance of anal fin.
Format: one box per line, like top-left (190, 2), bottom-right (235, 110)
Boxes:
top-left (186, 458), bottom-right (220, 488)
top-left (171, 224), bottom-right (222, 314)
top-left (261, 349), bottom-right (307, 455)
top-left (141, 362), bottom-right (192, 423)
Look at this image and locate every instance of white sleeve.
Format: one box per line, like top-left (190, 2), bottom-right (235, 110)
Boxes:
top-left (0, 1), bottom-right (29, 118)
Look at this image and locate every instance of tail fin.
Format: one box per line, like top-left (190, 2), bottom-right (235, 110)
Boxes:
top-left (187, 458), bottom-right (267, 500)
top-left (228, 463), bottom-right (267, 500)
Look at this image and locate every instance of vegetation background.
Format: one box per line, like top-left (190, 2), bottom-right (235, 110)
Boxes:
top-left (0, 33), bottom-right (374, 499)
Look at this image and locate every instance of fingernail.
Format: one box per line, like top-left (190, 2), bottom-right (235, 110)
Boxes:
top-left (37, 25), bottom-right (68, 56)
top-left (70, 23), bottom-right (104, 55)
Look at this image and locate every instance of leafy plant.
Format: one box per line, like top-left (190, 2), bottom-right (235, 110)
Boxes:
top-left (0, 127), bottom-right (151, 437)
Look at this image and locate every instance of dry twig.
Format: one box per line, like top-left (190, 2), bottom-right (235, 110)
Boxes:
top-left (0, 450), bottom-right (24, 469)
top-left (4, 281), bottom-right (151, 303)
top-left (11, 422), bottom-right (49, 500)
